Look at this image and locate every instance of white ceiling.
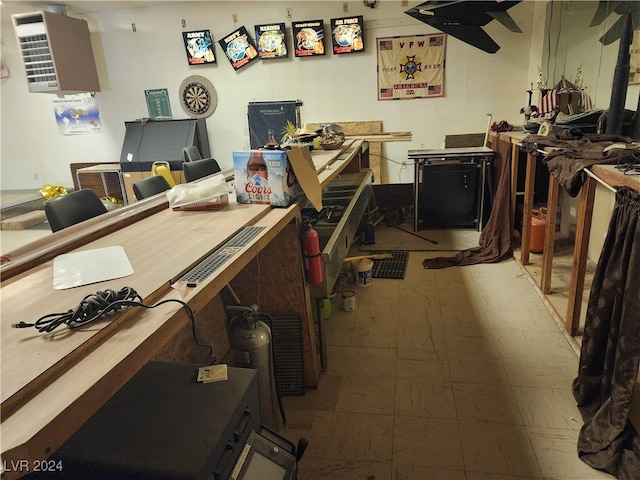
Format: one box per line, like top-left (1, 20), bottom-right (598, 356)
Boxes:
top-left (2, 0), bottom-right (177, 15)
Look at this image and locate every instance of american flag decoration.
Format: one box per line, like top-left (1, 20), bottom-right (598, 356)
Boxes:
top-left (540, 88), bottom-right (559, 115)
top-left (539, 78), bottom-right (593, 115)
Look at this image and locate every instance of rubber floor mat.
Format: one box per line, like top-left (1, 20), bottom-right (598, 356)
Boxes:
top-left (370, 251), bottom-right (409, 279)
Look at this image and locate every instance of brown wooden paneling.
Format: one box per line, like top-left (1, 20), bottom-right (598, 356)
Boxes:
top-left (229, 219), bottom-right (319, 387)
top-left (444, 133), bottom-right (485, 148)
top-left (153, 294), bottom-right (231, 365)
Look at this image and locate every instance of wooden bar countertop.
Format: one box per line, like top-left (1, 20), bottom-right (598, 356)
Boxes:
top-left (0, 140), bottom-right (366, 478)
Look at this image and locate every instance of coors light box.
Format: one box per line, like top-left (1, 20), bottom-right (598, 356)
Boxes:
top-left (233, 149), bottom-right (303, 207)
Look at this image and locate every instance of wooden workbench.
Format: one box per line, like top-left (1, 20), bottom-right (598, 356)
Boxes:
top-left (489, 131), bottom-right (639, 343)
top-left (0, 139), bottom-right (368, 479)
top-left (565, 164), bottom-right (640, 336)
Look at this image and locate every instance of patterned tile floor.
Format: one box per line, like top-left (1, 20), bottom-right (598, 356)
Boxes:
top-left (281, 252), bottom-right (612, 480)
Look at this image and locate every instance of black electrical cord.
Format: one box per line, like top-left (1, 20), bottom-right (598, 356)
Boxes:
top-left (12, 286), bottom-right (215, 359)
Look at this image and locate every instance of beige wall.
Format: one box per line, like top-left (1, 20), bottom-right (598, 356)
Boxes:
top-left (2, 0), bottom-right (540, 189)
top-left (559, 183), bottom-right (615, 263)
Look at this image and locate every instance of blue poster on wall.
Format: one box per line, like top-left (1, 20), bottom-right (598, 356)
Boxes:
top-left (53, 93), bottom-right (102, 135)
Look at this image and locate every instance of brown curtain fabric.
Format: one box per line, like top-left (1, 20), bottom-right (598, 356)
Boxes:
top-left (572, 186), bottom-right (640, 480)
top-left (423, 135), bottom-right (513, 269)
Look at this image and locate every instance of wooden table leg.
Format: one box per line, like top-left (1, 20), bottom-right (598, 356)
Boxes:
top-left (510, 142), bottom-right (520, 235)
top-left (520, 151), bottom-right (537, 265)
top-left (541, 175), bottom-right (559, 294)
top-left (565, 175), bottom-right (597, 336)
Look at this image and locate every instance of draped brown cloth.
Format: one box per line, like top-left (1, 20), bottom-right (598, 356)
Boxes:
top-left (572, 187), bottom-right (640, 480)
top-left (521, 129), bottom-right (638, 197)
top-left (423, 135), bottom-right (513, 269)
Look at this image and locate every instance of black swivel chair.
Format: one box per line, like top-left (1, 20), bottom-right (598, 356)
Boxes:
top-left (183, 157), bottom-right (222, 182)
top-left (44, 189), bottom-right (108, 233)
top-left (132, 175), bottom-right (172, 200)
top-left (182, 146), bottom-right (202, 162)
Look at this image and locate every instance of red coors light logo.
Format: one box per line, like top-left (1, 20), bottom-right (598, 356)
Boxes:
top-left (245, 183), bottom-right (272, 195)
top-left (286, 166), bottom-right (299, 188)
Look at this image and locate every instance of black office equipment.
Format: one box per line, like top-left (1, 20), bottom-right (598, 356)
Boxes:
top-left (119, 118), bottom-right (210, 172)
top-left (31, 362), bottom-right (261, 480)
top-left (228, 428), bottom-right (298, 480)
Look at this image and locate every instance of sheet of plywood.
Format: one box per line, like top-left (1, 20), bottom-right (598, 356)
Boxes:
top-left (1, 210), bottom-right (46, 230)
top-left (306, 121), bottom-right (383, 183)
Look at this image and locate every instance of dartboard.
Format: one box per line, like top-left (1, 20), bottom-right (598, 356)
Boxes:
top-left (178, 75), bottom-right (217, 118)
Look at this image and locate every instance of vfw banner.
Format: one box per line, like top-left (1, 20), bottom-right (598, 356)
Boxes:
top-left (377, 33), bottom-right (446, 100)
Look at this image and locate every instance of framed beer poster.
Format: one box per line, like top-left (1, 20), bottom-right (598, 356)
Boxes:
top-left (255, 23), bottom-right (288, 59)
top-left (330, 16), bottom-right (364, 54)
top-left (218, 25), bottom-right (258, 70)
top-left (182, 30), bottom-right (216, 65)
top-left (292, 20), bottom-right (325, 57)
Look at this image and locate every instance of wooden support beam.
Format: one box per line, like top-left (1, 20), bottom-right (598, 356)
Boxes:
top-left (565, 175), bottom-right (597, 336)
top-left (520, 151), bottom-right (537, 265)
top-left (541, 175), bottom-right (559, 294)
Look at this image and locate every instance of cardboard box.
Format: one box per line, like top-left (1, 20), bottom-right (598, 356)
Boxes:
top-left (233, 149), bottom-right (303, 207)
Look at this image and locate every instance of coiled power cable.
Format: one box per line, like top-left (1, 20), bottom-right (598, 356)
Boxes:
top-left (12, 286), bottom-right (215, 359)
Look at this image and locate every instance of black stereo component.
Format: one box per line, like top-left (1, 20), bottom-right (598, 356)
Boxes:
top-left (25, 362), bottom-right (261, 480)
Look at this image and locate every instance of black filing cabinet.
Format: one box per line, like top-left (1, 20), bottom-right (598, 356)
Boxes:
top-left (409, 147), bottom-right (495, 231)
top-left (26, 362), bottom-right (261, 480)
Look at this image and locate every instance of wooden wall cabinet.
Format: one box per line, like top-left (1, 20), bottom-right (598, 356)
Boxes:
top-left (12, 10), bottom-right (100, 93)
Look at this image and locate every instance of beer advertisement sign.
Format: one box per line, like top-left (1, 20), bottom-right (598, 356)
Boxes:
top-left (330, 16), bottom-right (364, 54)
top-left (218, 25), bottom-right (258, 70)
top-left (182, 30), bottom-right (216, 65)
top-left (255, 23), bottom-right (288, 59)
top-left (292, 20), bottom-right (325, 57)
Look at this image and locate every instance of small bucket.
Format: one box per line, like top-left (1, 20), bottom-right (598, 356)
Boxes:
top-left (355, 259), bottom-right (373, 287)
top-left (341, 290), bottom-right (356, 311)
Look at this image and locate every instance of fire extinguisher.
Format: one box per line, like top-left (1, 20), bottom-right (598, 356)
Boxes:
top-left (300, 219), bottom-right (323, 284)
top-left (226, 305), bottom-right (284, 432)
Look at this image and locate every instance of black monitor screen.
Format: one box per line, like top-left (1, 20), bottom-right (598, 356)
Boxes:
top-left (242, 451), bottom-right (287, 480)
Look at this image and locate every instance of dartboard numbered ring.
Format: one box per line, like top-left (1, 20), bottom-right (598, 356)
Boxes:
top-left (179, 75), bottom-right (218, 118)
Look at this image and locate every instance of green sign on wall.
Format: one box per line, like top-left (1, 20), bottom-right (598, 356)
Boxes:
top-left (145, 89), bottom-right (172, 118)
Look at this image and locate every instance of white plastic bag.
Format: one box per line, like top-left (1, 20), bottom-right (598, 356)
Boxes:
top-left (166, 174), bottom-right (230, 211)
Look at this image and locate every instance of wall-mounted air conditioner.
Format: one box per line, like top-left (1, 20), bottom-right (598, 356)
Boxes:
top-left (12, 10), bottom-right (100, 93)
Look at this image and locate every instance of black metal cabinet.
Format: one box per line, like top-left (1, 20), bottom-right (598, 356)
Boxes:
top-left (25, 362), bottom-right (261, 480)
top-left (421, 161), bottom-right (480, 228)
top-left (409, 147), bottom-right (495, 232)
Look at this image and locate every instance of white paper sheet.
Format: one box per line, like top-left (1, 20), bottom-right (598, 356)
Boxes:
top-left (53, 246), bottom-right (134, 290)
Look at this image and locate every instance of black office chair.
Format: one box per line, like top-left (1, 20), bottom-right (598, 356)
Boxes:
top-left (44, 189), bottom-right (108, 233)
top-left (132, 175), bottom-right (172, 200)
top-left (182, 146), bottom-right (202, 162)
top-left (183, 157), bottom-right (222, 182)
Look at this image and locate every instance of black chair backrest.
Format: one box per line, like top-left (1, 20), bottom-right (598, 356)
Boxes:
top-left (132, 175), bottom-right (171, 200)
top-left (183, 157), bottom-right (222, 182)
top-left (44, 189), bottom-right (108, 233)
top-left (182, 146), bottom-right (202, 162)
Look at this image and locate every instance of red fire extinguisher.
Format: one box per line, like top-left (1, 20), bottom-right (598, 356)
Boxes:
top-left (300, 219), bottom-right (323, 284)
